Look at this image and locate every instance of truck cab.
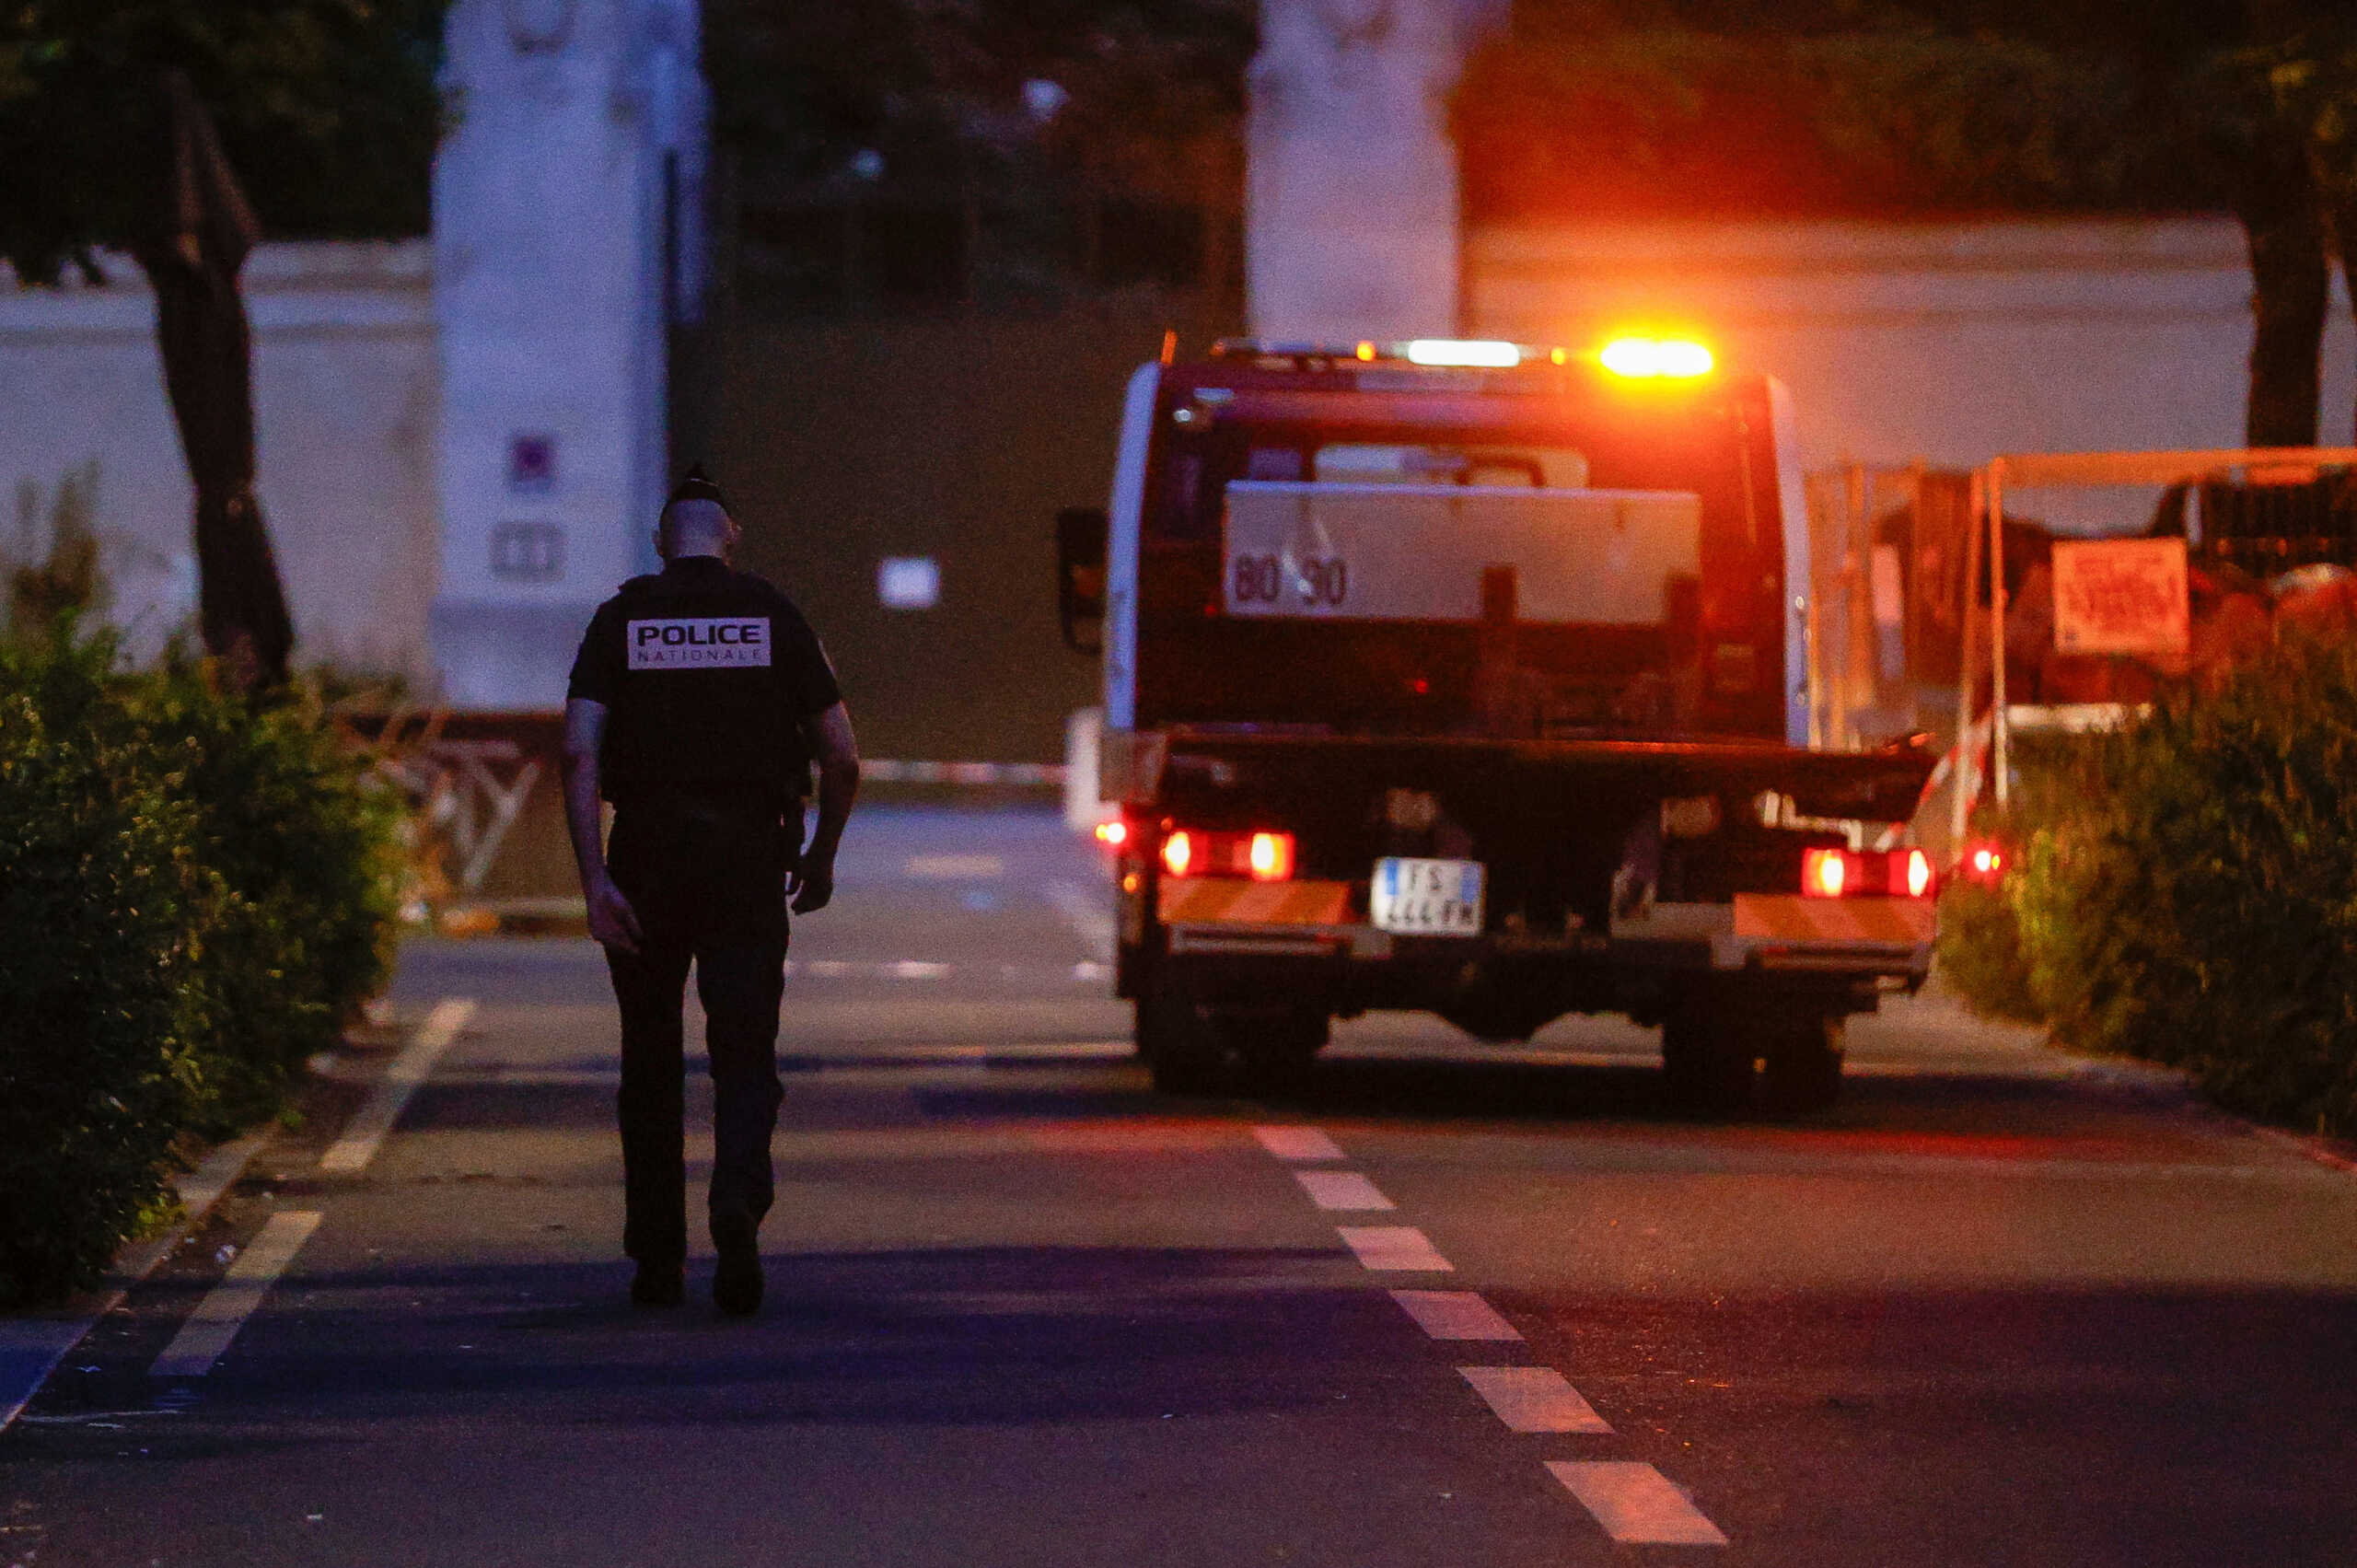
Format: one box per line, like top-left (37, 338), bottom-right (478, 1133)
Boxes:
top-left (1060, 339), bottom-right (1939, 1112)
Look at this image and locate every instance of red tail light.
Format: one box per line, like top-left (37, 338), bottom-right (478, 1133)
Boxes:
top-left (1157, 828), bottom-right (1296, 882)
top-left (1960, 842), bottom-right (2006, 885)
top-left (1802, 847), bottom-right (1935, 900)
top-left (1094, 819), bottom-right (1131, 850)
top-left (1246, 831), bottom-right (1295, 881)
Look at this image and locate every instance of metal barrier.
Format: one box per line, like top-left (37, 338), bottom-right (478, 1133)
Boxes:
top-left (1965, 447), bottom-right (2357, 836)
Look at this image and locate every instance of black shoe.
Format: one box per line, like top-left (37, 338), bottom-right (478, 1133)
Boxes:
top-left (711, 1214), bottom-right (763, 1317)
top-left (632, 1260), bottom-right (684, 1307)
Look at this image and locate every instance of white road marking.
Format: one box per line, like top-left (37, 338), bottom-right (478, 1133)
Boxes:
top-left (905, 854), bottom-right (1005, 879)
top-left (0, 1132), bottom-right (268, 1434)
top-left (1252, 1125), bottom-right (1346, 1161)
top-left (1338, 1225), bottom-right (1453, 1272)
top-left (1388, 1290), bottom-right (1522, 1341)
top-left (888, 960), bottom-right (952, 980)
top-left (1548, 1461), bottom-right (1728, 1546)
top-left (319, 998), bottom-right (476, 1174)
top-left (1459, 1365), bottom-right (1612, 1433)
top-left (1044, 879), bottom-right (1118, 960)
top-left (1295, 1170), bottom-right (1396, 1211)
top-left (149, 1212), bottom-right (323, 1379)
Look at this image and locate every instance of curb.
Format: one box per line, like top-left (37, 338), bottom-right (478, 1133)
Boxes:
top-left (0, 1130), bottom-right (268, 1434)
top-left (862, 759), bottom-right (1064, 786)
top-left (2249, 1125), bottom-right (2357, 1177)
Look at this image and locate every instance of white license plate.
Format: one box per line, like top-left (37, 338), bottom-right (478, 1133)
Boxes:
top-left (1369, 858), bottom-right (1487, 935)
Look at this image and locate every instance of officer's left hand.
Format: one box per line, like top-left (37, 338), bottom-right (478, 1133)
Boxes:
top-left (787, 851), bottom-right (835, 913)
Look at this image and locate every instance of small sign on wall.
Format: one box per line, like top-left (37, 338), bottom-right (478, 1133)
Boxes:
top-left (2052, 537), bottom-right (2189, 656)
top-left (878, 556), bottom-right (940, 610)
top-left (491, 519), bottom-right (565, 581)
top-left (507, 433), bottom-right (556, 494)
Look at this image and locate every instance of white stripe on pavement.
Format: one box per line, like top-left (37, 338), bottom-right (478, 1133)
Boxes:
top-left (1460, 1365), bottom-right (1612, 1433)
top-left (1295, 1170), bottom-right (1396, 1211)
top-left (0, 1132), bottom-right (268, 1434)
top-left (1044, 880), bottom-right (1118, 961)
top-left (904, 854), bottom-right (1005, 879)
top-left (888, 960), bottom-right (952, 980)
top-left (1338, 1225), bottom-right (1453, 1272)
top-left (319, 997), bottom-right (476, 1174)
top-left (149, 1212), bottom-right (323, 1378)
top-left (1548, 1461), bottom-right (1729, 1547)
top-left (1388, 1290), bottom-right (1522, 1341)
top-left (1252, 1125), bottom-right (1346, 1161)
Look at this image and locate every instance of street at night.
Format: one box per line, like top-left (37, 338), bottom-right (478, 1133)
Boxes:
top-left (7, 806), bottom-right (2353, 1567)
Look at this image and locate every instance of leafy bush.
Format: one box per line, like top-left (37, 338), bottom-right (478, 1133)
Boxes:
top-left (129, 658), bottom-right (404, 1127)
top-left (0, 637), bottom-right (216, 1304)
top-left (1933, 874), bottom-right (2041, 1021)
top-left (1943, 640), bottom-right (2357, 1139)
top-left (0, 625), bottom-right (403, 1304)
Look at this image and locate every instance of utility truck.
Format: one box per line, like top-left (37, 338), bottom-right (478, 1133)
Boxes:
top-left (1055, 338), bottom-right (1940, 1111)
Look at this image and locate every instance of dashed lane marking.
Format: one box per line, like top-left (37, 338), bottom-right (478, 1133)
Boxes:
top-left (319, 997), bottom-right (476, 1175)
top-left (888, 960), bottom-right (952, 980)
top-left (1044, 879), bottom-right (1118, 961)
top-left (149, 1212), bottom-right (323, 1379)
top-left (904, 854), bottom-right (1005, 879)
top-left (1252, 1125), bottom-right (1346, 1161)
top-left (1295, 1170), bottom-right (1397, 1211)
top-left (1459, 1365), bottom-right (1612, 1434)
top-left (1388, 1290), bottom-right (1522, 1341)
top-left (1338, 1225), bottom-right (1454, 1272)
top-left (1548, 1461), bottom-right (1729, 1547)
top-left (0, 1132), bottom-right (268, 1434)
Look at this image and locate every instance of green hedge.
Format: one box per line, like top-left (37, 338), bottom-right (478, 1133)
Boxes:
top-left (0, 628), bottom-right (403, 1305)
top-left (1939, 637), bottom-right (2357, 1139)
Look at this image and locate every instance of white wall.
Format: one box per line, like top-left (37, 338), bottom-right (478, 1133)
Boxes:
top-left (0, 243), bottom-right (439, 680)
top-left (1469, 218), bottom-right (2357, 471)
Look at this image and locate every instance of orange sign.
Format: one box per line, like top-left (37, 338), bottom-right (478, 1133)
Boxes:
top-left (2051, 539), bottom-right (2189, 656)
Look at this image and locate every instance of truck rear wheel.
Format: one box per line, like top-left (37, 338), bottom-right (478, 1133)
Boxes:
top-left (1759, 1015), bottom-right (1846, 1115)
top-left (1136, 970), bottom-right (1228, 1095)
top-left (1659, 999), bottom-right (1757, 1116)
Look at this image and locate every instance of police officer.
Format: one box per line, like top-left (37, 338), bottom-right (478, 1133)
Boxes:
top-left (561, 469), bottom-right (859, 1316)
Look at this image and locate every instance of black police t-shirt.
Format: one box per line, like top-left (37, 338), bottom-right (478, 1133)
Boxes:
top-left (567, 556), bottom-right (842, 803)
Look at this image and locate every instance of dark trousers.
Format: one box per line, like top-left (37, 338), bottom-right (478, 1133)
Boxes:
top-left (603, 793), bottom-right (795, 1267)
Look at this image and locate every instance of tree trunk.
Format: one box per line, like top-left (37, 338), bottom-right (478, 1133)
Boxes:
top-left (2236, 116), bottom-right (2330, 448)
top-left (130, 71), bottom-right (293, 690)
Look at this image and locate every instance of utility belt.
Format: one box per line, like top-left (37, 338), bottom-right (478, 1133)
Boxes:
top-left (607, 778), bottom-right (801, 822)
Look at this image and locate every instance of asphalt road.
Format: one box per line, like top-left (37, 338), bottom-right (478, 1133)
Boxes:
top-left (6, 804), bottom-right (2355, 1567)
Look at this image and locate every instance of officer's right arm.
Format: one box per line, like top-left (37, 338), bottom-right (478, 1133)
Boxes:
top-left (562, 698), bottom-right (644, 953)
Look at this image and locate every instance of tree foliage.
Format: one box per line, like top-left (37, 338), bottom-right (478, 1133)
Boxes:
top-left (1456, 1), bottom-right (2281, 220)
top-left (706, 0), bottom-right (1254, 199)
top-left (0, 0), bottom-right (447, 285)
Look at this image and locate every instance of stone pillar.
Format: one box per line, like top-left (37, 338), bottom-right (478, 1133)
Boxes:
top-left (429, 0), bottom-right (707, 711)
top-left (1247, 0), bottom-right (1504, 344)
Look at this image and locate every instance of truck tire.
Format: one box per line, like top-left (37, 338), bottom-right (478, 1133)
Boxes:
top-left (1136, 970), bottom-right (1229, 1095)
top-left (1236, 1008), bottom-right (1329, 1095)
top-left (1659, 1000), bottom-right (1756, 1116)
top-left (1759, 1014), bottom-right (1846, 1115)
